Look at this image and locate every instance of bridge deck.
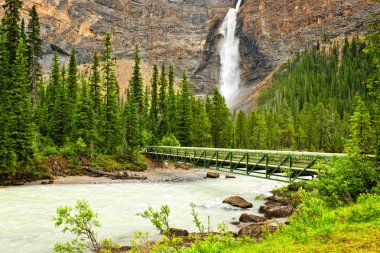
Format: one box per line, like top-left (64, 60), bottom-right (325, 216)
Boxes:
top-left (145, 146), bottom-right (346, 183)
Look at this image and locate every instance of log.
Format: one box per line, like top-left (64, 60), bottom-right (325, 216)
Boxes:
top-left (82, 167), bottom-right (147, 180)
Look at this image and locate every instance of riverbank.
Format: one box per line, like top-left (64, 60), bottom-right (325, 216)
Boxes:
top-left (25, 166), bottom-right (210, 185)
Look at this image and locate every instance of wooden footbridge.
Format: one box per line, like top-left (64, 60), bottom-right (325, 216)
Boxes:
top-left (145, 146), bottom-right (346, 183)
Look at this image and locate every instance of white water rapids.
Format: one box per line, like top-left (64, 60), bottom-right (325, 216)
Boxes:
top-left (0, 175), bottom-right (285, 253)
top-left (219, 0), bottom-right (242, 106)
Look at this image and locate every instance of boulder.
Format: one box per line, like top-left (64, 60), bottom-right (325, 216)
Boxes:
top-left (206, 172), bottom-right (220, 178)
top-left (225, 175), bottom-right (236, 179)
top-left (239, 213), bottom-right (267, 223)
top-left (41, 180), bottom-right (54, 185)
top-left (263, 205), bottom-right (294, 219)
top-left (223, 196), bottom-right (253, 209)
top-left (237, 224), bottom-right (277, 239)
top-left (168, 228), bottom-right (189, 237)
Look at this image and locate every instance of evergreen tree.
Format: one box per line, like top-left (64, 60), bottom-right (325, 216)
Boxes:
top-left (192, 98), bottom-right (212, 147)
top-left (101, 33), bottom-right (120, 154)
top-left (158, 62), bottom-right (167, 116)
top-left (149, 64), bottom-right (159, 133)
top-left (175, 71), bottom-right (193, 146)
top-left (209, 88), bottom-right (232, 148)
top-left (74, 78), bottom-right (96, 155)
top-left (234, 111), bottom-right (248, 148)
top-left (346, 100), bottom-right (374, 154)
top-left (129, 45), bottom-right (144, 114)
top-left (67, 48), bottom-right (79, 137)
top-left (166, 63), bottom-right (176, 134)
top-left (90, 52), bottom-right (102, 120)
top-left (124, 99), bottom-right (141, 152)
top-left (1, 0), bottom-right (22, 63)
top-left (26, 5), bottom-right (42, 108)
top-left (8, 39), bottom-right (36, 161)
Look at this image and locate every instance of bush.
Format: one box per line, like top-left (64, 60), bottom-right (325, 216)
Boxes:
top-left (137, 205), bottom-right (171, 234)
top-left (311, 155), bottom-right (380, 207)
top-left (160, 134), bottom-right (181, 147)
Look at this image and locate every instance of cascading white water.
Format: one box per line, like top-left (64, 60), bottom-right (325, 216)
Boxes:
top-left (219, 0), bottom-right (242, 106)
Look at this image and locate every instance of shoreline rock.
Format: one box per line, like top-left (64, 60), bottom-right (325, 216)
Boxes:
top-left (223, 196), bottom-right (253, 209)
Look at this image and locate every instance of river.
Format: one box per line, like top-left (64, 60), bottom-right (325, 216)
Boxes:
top-left (0, 175), bottom-right (285, 253)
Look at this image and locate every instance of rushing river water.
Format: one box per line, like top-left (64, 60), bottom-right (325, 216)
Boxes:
top-left (0, 175), bottom-right (285, 253)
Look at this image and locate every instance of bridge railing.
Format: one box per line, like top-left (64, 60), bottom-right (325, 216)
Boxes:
top-left (145, 146), bottom-right (346, 182)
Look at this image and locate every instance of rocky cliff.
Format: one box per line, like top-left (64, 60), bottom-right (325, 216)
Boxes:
top-left (2, 0), bottom-right (379, 106)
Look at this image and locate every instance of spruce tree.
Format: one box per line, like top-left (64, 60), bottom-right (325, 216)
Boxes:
top-left (158, 62), bottom-right (167, 116)
top-left (74, 78), bottom-right (96, 155)
top-left (209, 88), bottom-right (232, 148)
top-left (90, 52), bottom-right (102, 119)
top-left (67, 48), bottom-right (79, 137)
top-left (175, 71), bottom-right (193, 146)
top-left (8, 39), bottom-right (36, 161)
top-left (166, 63), bottom-right (176, 134)
top-left (129, 45), bottom-right (144, 114)
top-left (192, 99), bottom-right (212, 147)
top-left (1, 0), bottom-right (22, 63)
top-left (101, 33), bottom-right (120, 154)
top-left (26, 5), bottom-right (42, 108)
top-left (149, 64), bottom-right (159, 133)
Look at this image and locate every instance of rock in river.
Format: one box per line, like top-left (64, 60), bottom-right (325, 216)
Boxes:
top-left (206, 172), bottom-right (220, 178)
top-left (239, 213), bottom-right (267, 223)
top-left (223, 196), bottom-right (253, 209)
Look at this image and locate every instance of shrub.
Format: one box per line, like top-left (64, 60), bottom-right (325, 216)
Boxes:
top-left (312, 155), bottom-right (380, 207)
top-left (53, 200), bottom-right (102, 253)
top-left (160, 134), bottom-right (181, 147)
top-left (137, 205), bottom-right (171, 234)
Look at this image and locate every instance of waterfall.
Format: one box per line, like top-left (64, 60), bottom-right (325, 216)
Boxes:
top-left (219, 0), bottom-right (242, 106)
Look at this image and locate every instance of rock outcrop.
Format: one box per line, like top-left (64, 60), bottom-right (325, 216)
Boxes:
top-left (223, 196), bottom-right (253, 209)
top-left (1, 0), bottom-right (378, 107)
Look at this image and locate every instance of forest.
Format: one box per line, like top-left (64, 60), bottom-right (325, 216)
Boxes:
top-left (0, 0), bottom-right (379, 184)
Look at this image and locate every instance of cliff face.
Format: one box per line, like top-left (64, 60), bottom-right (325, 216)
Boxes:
top-left (3, 0), bottom-right (379, 103)
top-left (233, 0), bottom-right (380, 110)
top-left (6, 0), bottom-right (235, 89)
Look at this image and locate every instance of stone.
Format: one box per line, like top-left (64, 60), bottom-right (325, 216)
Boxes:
top-left (206, 172), bottom-right (220, 178)
top-left (239, 213), bottom-right (267, 223)
top-left (41, 180), bottom-right (54, 185)
top-left (223, 196), bottom-right (253, 209)
top-left (168, 228), bottom-right (189, 237)
top-left (263, 205), bottom-right (294, 219)
top-left (237, 223), bottom-right (277, 239)
top-left (225, 175), bottom-right (236, 179)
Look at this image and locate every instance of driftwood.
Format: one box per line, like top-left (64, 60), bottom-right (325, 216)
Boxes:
top-left (82, 167), bottom-right (147, 180)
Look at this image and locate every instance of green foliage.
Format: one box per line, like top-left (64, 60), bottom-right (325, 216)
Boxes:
top-left (311, 156), bottom-right (380, 206)
top-left (26, 5), bottom-right (42, 108)
top-left (53, 200), bottom-right (102, 253)
top-left (137, 205), bottom-right (171, 234)
top-left (160, 134), bottom-right (181, 147)
top-left (190, 202), bottom-right (205, 235)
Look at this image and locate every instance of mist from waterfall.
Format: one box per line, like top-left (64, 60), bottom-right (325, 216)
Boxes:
top-left (219, 0), bottom-right (242, 106)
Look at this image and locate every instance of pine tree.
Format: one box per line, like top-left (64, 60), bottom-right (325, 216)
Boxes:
top-left (26, 5), bottom-right (42, 108)
top-left (1, 0), bottom-right (22, 63)
top-left (346, 100), bottom-right (374, 155)
top-left (90, 52), bottom-right (102, 119)
top-left (234, 111), bottom-right (247, 148)
top-left (124, 99), bottom-right (141, 152)
top-left (166, 63), bottom-right (176, 134)
top-left (101, 33), bottom-right (120, 154)
top-left (209, 88), bottom-right (232, 148)
top-left (67, 48), bottom-right (79, 137)
top-left (149, 64), bottom-right (159, 133)
top-left (175, 71), bottom-right (193, 146)
top-left (192, 99), bottom-right (212, 147)
top-left (8, 39), bottom-right (36, 161)
top-left (129, 45), bottom-right (144, 114)
top-left (74, 78), bottom-right (96, 155)
top-left (158, 62), bottom-right (167, 116)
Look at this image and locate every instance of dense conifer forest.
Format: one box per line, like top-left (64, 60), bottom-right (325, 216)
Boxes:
top-left (0, 0), bottom-right (379, 184)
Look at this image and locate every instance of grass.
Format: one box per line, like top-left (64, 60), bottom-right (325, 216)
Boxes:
top-left (231, 223), bottom-right (380, 253)
top-left (230, 193), bottom-right (380, 253)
